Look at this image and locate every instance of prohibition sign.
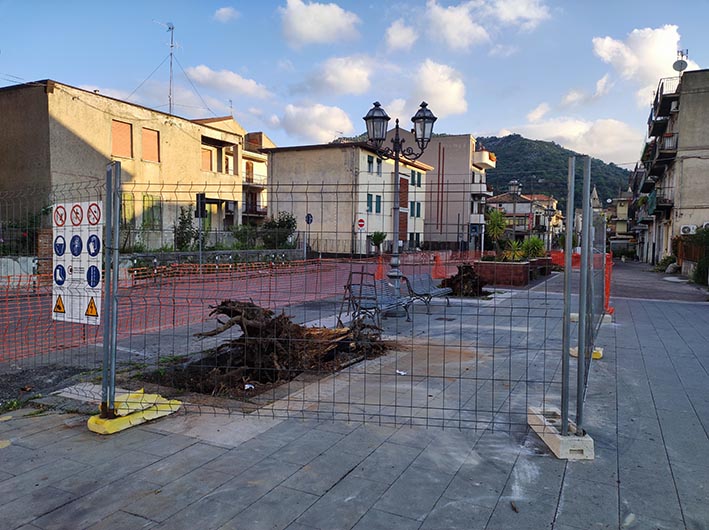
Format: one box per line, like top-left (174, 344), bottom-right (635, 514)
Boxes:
top-left (70, 204), bottom-right (84, 226)
top-left (87, 203), bottom-right (101, 225)
top-left (54, 205), bottom-right (67, 227)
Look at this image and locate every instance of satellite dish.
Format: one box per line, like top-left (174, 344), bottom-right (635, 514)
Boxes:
top-left (673, 59), bottom-right (688, 73)
top-left (606, 198), bottom-right (612, 204)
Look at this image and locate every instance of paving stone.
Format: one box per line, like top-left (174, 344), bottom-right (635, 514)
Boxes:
top-left (32, 477), bottom-right (162, 530)
top-left (350, 441), bottom-right (422, 485)
top-left (220, 486), bottom-right (318, 530)
top-left (131, 432), bottom-right (198, 458)
top-left (442, 452), bottom-right (513, 508)
top-left (373, 464), bottom-right (455, 521)
top-left (350, 508), bottom-right (420, 530)
top-left (154, 497), bottom-right (249, 530)
top-left (387, 425), bottom-right (437, 449)
top-left (0, 457), bottom-right (88, 504)
top-left (124, 466), bottom-right (232, 522)
top-left (296, 476), bottom-right (388, 529)
top-left (618, 467), bottom-right (683, 524)
top-left (420, 497), bottom-right (492, 529)
top-left (330, 424), bottom-right (395, 457)
top-left (554, 477), bottom-right (618, 529)
top-left (13, 418), bottom-right (86, 449)
top-left (272, 429), bottom-right (344, 466)
top-left (206, 457), bottom-right (302, 507)
top-left (85, 510), bottom-right (155, 529)
top-left (51, 450), bottom-right (162, 496)
top-left (129, 442), bottom-right (227, 485)
top-left (412, 433), bottom-right (474, 474)
top-left (282, 447), bottom-right (363, 495)
top-left (0, 485), bottom-right (75, 528)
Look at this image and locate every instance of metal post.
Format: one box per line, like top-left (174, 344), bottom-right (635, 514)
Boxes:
top-left (100, 163), bottom-right (114, 418)
top-left (512, 193), bottom-right (517, 242)
top-left (389, 121), bottom-right (402, 298)
top-left (108, 163), bottom-right (121, 413)
top-left (576, 156), bottom-right (592, 434)
top-left (561, 157), bottom-right (575, 435)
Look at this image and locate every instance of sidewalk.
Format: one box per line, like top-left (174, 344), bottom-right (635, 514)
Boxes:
top-left (1, 275), bottom-right (708, 529)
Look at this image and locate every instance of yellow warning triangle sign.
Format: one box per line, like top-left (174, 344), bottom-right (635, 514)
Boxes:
top-left (85, 296), bottom-right (98, 317)
top-left (53, 295), bottom-right (66, 314)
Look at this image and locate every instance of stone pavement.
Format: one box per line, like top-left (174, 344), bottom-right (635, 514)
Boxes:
top-left (1, 270), bottom-right (708, 529)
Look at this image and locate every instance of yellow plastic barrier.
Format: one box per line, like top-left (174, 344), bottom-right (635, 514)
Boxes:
top-left (87, 389), bottom-right (181, 435)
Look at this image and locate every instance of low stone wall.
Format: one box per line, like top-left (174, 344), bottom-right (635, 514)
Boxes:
top-left (474, 260), bottom-right (530, 287)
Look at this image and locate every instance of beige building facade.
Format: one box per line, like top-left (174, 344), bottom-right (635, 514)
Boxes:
top-left (631, 69), bottom-right (709, 263)
top-left (0, 80), bottom-right (271, 249)
top-left (265, 142), bottom-right (431, 256)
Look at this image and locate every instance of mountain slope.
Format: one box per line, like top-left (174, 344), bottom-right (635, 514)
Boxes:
top-left (475, 134), bottom-right (631, 211)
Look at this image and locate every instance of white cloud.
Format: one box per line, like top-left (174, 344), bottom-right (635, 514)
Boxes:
top-left (279, 103), bottom-right (354, 143)
top-left (385, 19), bottom-right (418, 52)
top-left (185, 65), bottom-right (271, 99)
top-left (484, 0), bottom-right (551, 30)
top-left (561, 89), bottom-right (585, 106)
top-left (213, 7), bottom-right (239, 23)
top-left (279, 0), bottom-right (360, 48)
top-left (594, 73), bottom-right (612, 97)
top-left (426, 0), bottom-right (489, 51)
top-left (410, 59), bottom-right (467, 118)
top-left (504, 117), bottom-right (643, 164)
top-left (559, 74), bottom-right (614, 107)
top-left (527, 102), bottom-right (550, 122)
top-left (593, 24), bottom-right (699, 106)
top-left (310, 56), bottom-right (371, 95)
top-left (489, 44), bottom-right (519, 57)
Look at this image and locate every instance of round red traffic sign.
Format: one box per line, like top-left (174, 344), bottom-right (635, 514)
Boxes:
top-left (70, 204), bottom-right (84, 226)
top-left (357, 218), bottom-right (366, 230)
top-left (54, 205), bottom-right (66, 227)
top-left (87, 202), bottom-right (101, 225)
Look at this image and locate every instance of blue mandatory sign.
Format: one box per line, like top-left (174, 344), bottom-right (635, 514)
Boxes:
top-left (86, 265), bottom-right (101, 288)
top-left (87, 234), bottom-right (101, 257)
top-left (53, 235), bottom-right (66, 256)
top-left (305, 213), bottom-right (313, 225)
top-left (70, 235), bottom-right (83, 257)
top-left (54, 264), bottom-right (66, 286)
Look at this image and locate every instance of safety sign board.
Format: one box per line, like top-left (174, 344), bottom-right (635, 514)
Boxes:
top-left (52, 201), bottom-right (103, 325)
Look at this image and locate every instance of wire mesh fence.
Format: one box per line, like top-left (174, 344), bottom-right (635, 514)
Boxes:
top-left (0, 173), bottom-right (607, 436)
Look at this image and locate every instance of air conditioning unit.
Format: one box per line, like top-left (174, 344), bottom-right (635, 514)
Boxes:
top-left (670, 101), bottom-right (679, 113)
top-left (703, 221), bottom-right (709, 230)
top-left (680, 224), bottom-right (697, 235)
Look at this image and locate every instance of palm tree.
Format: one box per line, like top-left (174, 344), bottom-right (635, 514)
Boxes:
top-left (486, 208), bottom-right (506, 259)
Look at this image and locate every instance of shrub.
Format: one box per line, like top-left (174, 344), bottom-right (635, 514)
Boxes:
top-left (653, 255), bottom-right (676, 272)
top-left (522, 237), bottom-right (545, 259)
top-left (503, 240), bottom-right (524, 262)
top-left (693, 256), bottom-right (709, 285)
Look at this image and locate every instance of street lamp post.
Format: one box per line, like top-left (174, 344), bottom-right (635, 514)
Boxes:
top-left (364, 101), bottom-right (437, 301)
top-left (545, 207), bottom-right (556, 251)
top-left (508, 179), bottom-right (521, 243)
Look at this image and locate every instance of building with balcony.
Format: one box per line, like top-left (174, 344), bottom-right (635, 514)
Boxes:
top-left (487, 192), bottom-right (561, 246)
top-left (0, 80), bottom-right (272, 250)
top-left (264, 141), bottom-right (432, 256)
top-left (631, 69), bottom-right (709, 263)
top-left (386, 133), bottom-right (495, 251)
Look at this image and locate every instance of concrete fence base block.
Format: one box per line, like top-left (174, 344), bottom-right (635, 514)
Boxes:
top-left (570, 313), bottom-right (579, 322)
top-left (602, 314), bottom-right (613, 324)
top-left (528, 405), bottom-right (594, 460)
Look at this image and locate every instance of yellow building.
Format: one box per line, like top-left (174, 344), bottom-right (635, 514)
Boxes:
top-left (0, 79), bottom-right (272, 249)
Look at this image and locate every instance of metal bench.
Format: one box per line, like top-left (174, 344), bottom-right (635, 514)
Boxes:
top-left (404, 273), bottom-right (452, 314)
top-left (340, 271), bottom-right (412, 326)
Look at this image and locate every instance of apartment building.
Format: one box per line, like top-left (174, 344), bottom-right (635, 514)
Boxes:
top-left (265, 141), bottom-right (432, 255)
top-left (630, 69), bottom-right (709, 263)
top-left (0, 80), bottom-right (271, 248)
top-left (487, 191), bottom-right (561, 247)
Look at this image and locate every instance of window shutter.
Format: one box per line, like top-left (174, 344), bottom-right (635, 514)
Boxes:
top-left (111, 120), bottom-right (132, 158)
top-left (142, 128), bottom-right (160, 162)
top-left (201, 148), bottom-right (213, 171)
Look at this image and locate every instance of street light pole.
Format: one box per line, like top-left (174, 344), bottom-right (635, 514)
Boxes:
top-left (508, 179), bottom-right (521, 243)
top-left (364, 101), bottom-right (437, 300)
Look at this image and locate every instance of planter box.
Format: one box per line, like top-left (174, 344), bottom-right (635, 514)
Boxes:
top-left (474, 260), bottom-right (530, 287)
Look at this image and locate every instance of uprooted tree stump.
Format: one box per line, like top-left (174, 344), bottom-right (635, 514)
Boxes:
top-left (441, 264), bottom-right (489, 297)
top-left (184, 300), bottom-right (389, 392)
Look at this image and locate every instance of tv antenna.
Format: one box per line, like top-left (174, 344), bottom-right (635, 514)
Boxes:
top-left (673, 49), bottom-right (688, 74)
top-left (153, 21), bottom-right (175, 114)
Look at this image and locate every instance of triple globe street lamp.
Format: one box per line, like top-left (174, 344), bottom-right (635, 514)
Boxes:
top-left (508, 179), bottom-right (521, 243)
top-left (363, 101), bottom-right (437, 300)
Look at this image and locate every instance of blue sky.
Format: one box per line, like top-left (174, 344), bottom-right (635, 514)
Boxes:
top-left (0, 0), bottom-right (705, 166)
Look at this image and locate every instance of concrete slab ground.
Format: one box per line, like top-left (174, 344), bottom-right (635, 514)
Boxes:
top-left (1, 267), bottom-right (708, 529)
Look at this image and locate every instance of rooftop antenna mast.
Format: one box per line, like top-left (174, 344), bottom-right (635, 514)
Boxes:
top-left (167, 22), bottom-right (175, 115)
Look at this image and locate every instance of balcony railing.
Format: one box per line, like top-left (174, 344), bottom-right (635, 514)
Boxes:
top-left (653, 76), bottom-right (681, 116)
top-left (472, 150), bottom-right (496, 169)
top-left (655, 187), bottom-right (674, 209)
top-left (243, 205), bottom-right (268, 216)
top-left (658, 132), bottom-right (678, 151)
top-left (243, 172), bottom-right (268, 186)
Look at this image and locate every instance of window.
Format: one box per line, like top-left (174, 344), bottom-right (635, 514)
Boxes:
top-left (111, 120), bottom-right (132, 158)
top-left (416, 202), bottom-right (421, 218)
top-left (410, 170), bottom-right (415, 186)
top-left (245, 161), bottom-right (254, 182)
top-left (417, 172), bottom-right (422, 187)
top-left (142, 194), bottom-right (162, 230)
top-left (120, 193), bottom-right (135, 228)
top-left (410, 201), bottom-right (415, 217)
top-left (366, 193), bottom-right (373, 212)
top-left (142, 128), bottom-right (160, 162)
top-left (201, 148), bottom-right (213, 171)
top-left (367, 156), bottom-right (374, 173)
top-left (376, 158), bottom-right (382, 176)
top-left (375, 195), bottom-right (382, 214)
